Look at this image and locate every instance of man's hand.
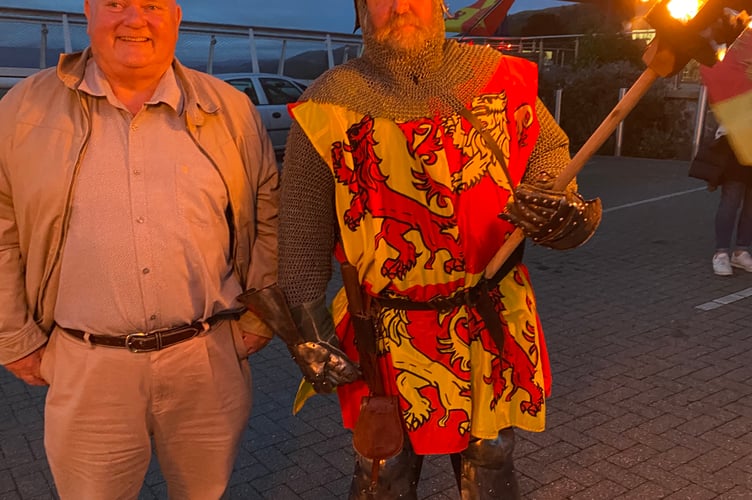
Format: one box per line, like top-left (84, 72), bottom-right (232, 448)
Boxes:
top-left (4, 346), bottom-right (47, 386)
top-left (240, 331), bottom-right (272, 355)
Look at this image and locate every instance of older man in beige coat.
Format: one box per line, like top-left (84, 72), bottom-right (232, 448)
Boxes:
top-left (0, 1), bottom-right (278, 498)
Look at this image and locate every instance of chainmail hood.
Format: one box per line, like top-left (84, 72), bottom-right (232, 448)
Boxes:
top-left (304, 0), bottom-right (502, 120)
top-left (302, 39), bottom-right (502, 121)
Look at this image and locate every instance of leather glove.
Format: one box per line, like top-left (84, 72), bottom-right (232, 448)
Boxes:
top-left (501, 181), bottom-right (602, 250)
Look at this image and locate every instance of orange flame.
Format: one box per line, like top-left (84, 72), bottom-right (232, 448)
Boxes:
top-left (716, 44), bottom-right (727, 61)
top-left (666, 0), bottom-right (707, 22)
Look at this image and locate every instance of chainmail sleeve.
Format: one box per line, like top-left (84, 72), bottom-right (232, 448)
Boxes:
top-left (524, 98), bottom-right (577, 190)
top-left (279, 122), bottom-right (337, 306)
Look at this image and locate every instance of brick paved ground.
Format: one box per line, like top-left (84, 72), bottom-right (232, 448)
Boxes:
top-left (1, 157), bottom-right (751, 499)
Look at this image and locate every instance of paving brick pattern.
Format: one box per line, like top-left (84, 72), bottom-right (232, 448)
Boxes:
top-left (1, 157), bottom-right (751, 499)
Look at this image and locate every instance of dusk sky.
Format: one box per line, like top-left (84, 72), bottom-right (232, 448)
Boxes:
top-left (0, 0), bottom-right (566, 32)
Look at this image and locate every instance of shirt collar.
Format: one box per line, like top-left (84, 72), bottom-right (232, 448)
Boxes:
top-left (79, 58), bottom-right (184, 114)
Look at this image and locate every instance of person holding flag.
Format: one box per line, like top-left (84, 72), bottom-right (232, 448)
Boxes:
top-left (698, 11), bottom-right (752, 274)
top-left (708, 125), bottom-right (752, 276)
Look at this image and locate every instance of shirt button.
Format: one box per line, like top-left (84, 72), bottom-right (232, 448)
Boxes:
top-left (142, 268), bottom-right (150, 275)
top-left (136, 216), bottom-right (145, 224)
top-left (133, 170), bottom-right (141, 176)
top-left (150, 314), bottom-right (158, 321)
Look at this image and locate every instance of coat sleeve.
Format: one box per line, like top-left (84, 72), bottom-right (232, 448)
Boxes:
top-left (236, 97), bottom-right (279, 337)
top-left (0, 90), bottom-right (49, 365)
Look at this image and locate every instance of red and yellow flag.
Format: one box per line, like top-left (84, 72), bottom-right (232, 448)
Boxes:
top-left (444, 0), bottom-right (515, 36)
top-left (700, 27), bottom-right (752, 165)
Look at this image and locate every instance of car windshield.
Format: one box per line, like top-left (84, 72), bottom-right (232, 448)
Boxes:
top-left (224, 79), bottom-right (259, 105)
top-left (260, 78), bottom-right (303, 105)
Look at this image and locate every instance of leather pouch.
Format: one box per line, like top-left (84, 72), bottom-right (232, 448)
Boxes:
top-left (352, 395), bottom-right (404, 460)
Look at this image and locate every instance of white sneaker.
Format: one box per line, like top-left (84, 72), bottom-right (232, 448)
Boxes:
top-left (713, 252), bottom-right (732, 276)
top-left (731, 250), bottom-right (752, 272)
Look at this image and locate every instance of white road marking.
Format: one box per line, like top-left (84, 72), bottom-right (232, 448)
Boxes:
top-left (603, 187), bottom-right (707, 213)
top-left (598, 186), bottom-right (752, 311)
top-left (695, 287), bottom-right (752, 310)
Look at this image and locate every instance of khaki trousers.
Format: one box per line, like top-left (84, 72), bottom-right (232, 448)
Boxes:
top-left (40, 320), bottom-right (251, 500)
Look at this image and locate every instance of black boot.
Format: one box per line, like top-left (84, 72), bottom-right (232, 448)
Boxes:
top-left (348, 440), bottom-right (423, 500)
top-left (459, 428), bottom-right (520, 500)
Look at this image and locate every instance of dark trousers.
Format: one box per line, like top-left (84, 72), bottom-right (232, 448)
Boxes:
top-left (715, 180), bottom-right (752, 250)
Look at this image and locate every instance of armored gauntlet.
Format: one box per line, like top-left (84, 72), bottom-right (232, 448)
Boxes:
top-left (288, 297), bottom-right (361, 393)
top-left (237, 286), bottom-right (361, 393)
top-left (501, 182), bottom-right (602, 250)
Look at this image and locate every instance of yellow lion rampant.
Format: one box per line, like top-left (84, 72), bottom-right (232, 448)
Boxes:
top-left (446, 92), bottom-right (513, 193)
top-left (379, 307), bottom-right (472, 435)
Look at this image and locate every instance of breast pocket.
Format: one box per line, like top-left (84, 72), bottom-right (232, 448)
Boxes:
top-left (174, 161), bottom-right (228, 227)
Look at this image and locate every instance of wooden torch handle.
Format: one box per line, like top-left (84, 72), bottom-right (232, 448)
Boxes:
top-left (484, 67), bottom-right (660, 279)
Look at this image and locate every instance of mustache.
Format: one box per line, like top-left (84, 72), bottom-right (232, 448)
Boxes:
top-left (384, 14), bottom-right (426, 31)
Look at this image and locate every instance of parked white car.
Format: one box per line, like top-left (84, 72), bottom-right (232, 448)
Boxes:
top-left (214, 73), bottom-right (307, 155)
top-left (0, 67), bottom-right (39, 100)
top-left (0, 79), bottom-right (19, 100)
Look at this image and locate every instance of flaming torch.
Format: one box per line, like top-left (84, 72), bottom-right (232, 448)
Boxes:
top-left (485, 0), bottom-right (751, 279)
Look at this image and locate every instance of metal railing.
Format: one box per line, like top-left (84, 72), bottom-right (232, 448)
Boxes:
top-left (465, 30), bottom-right (700, 87)
top-left (0, 7), bottom-right (363, 81)
top-left (461, 33), bottom-right (582, 68)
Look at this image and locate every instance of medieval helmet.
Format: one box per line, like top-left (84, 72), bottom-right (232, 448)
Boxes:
top-left (353, 0), bottom-right (449, 31)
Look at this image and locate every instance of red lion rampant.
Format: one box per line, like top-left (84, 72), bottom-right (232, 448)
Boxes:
top-left (480, 281), bottom-right (544, 416)
top-left (331, 115), bottom-right (464, 280)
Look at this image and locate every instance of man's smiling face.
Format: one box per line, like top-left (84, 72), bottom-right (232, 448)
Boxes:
top-left (84, 0), bottom-right (182, 83)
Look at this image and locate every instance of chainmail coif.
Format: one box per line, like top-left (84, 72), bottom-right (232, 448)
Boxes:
top-left (280, 11), bottom-right (572, 305)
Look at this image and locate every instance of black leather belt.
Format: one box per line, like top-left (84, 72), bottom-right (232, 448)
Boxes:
top-left (60, 314), bottom-right (234, 353)
top-left (374, 243), bottom-right (525, 313)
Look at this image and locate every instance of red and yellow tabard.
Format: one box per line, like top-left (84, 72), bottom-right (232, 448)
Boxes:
top-left (291, 56), bottom-right (552, 455)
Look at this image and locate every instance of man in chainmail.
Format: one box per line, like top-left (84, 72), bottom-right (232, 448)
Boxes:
top-left (276, 1), bottom-right (602, 498)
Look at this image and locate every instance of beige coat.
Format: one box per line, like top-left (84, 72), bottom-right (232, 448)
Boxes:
top-left (0, 49), bottom-right (279, 364)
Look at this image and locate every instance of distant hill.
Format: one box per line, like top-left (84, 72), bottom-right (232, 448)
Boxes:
top-left (505, 3), bottom-right (616, 36)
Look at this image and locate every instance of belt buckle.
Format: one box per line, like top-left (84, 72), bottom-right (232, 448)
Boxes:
top-left (124, 332), bottom-right (157, 353)
top-left (427, 295), bottom-right (455, 313)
